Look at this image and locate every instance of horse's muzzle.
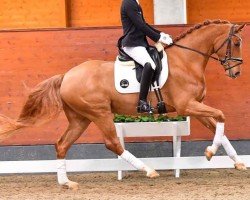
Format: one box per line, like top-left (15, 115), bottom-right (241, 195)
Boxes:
top-left (227, 70), bottom-right (241, 79)
top-left (231, 71), bottom-right (241, 79)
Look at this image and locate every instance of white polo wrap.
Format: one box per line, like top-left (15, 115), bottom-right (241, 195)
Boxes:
top-left (57, 159), bottom-right (70, 185)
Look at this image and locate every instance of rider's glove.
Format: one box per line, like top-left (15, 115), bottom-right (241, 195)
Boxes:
top-left (159, 32), bottom-right (173, 45)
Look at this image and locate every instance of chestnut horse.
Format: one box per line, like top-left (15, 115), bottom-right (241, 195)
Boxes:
top-left (0, 20), bottom-right (247, 190)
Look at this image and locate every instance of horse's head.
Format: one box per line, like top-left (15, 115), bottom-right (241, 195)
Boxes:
top-left (213, 24), bottom-right (246, 79)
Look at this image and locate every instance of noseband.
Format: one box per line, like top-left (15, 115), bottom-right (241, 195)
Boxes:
top-left (167, 25), bottom-right (243, 73)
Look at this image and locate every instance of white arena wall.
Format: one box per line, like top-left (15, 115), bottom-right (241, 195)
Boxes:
top-left (153, 0), bottom-right (187, 25)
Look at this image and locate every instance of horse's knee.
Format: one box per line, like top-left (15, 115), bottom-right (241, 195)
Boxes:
top-left (216, 110), bottom-right (225, 122)
top-left (104, 139), bottom-right (123, 155)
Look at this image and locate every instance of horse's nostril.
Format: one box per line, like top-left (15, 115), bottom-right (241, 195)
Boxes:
top-left (235, 72), bottom-right (241, 77)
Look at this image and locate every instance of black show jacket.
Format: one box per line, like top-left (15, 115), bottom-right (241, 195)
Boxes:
top-left (120, 0), bottom-right (161, 47)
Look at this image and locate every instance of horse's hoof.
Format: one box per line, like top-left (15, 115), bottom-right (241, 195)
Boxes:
top-left (61, 181), bottom-right (79, 191)
top-left (234, 163), bottom-right (247, 171)
top-left (204, 147), bottom-right (214, 161)
top-left (147, 170), bottom-right (160, 178)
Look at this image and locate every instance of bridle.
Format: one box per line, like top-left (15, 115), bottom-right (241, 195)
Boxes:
top-left (166, 25), bottom-right (243, 73)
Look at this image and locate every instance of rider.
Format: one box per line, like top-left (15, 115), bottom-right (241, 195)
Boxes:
top-left (119, 0), bottom-right (173, 113)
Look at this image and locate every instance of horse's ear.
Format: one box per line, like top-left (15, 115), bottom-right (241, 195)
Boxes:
top-left (236, 24), bottom-right (246, 32)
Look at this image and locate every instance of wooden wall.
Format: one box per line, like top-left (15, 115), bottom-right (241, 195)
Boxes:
top-left (2, 0), bottom-right (250, 29)
top-left (0, 0), bottom-right (67, 29)
top-left (69, 0), bottom-right (154, 27)
top-left (187, 0), bottom-right (250, 23)
top-left (0, 0), bottom-right (154, 29)
top-left (1, 25), bottom-right (250, 146)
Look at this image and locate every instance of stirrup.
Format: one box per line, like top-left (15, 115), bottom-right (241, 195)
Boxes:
top-left (137, 100), bottom-right (154, 114)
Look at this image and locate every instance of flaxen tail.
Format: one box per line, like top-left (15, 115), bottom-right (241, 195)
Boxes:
top-left (0, 74), bottom-right (64, 141)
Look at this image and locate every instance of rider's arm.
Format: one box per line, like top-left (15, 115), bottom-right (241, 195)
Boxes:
top-left (146, 23), bottom-right (173, 45)
top-left (146, 23), bottom-right (161, 34)
top-left (125, 1), bottom-right (160, 42)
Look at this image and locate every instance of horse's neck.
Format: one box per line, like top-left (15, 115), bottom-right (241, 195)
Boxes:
top-left (173, 25), bottom-right (229, 71)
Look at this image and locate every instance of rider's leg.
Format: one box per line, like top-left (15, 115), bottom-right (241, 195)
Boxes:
top-left (123, 46), bottom-right (156, 112)
top-left (122, 46), bottom-right (156, 70)
top-left (137, 63), bottom-right (155, 113)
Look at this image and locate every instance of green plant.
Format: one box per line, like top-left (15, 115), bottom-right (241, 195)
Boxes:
top-left (114, 114), bottom-right (186, 123)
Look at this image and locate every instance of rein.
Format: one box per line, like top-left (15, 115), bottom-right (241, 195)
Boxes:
top-left (165, 25), bottom-right (243, 72)
top-left (171, 43), bottom-right (220, 62)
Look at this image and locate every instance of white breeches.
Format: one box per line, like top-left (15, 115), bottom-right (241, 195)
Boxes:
top-left (123, 46), bottom-right (156, 70)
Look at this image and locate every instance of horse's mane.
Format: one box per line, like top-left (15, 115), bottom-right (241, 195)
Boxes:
top-left (173, 19), bottom-right (231, 43)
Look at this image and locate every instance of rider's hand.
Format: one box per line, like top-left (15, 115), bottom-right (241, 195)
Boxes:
top-left (159, 32), bottom-right (173, 45)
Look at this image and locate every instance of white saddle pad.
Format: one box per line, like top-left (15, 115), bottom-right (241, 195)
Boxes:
top-left (114, 51), bottom-right (169, 94)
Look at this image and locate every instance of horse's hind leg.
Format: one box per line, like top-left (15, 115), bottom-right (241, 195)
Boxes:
top-left (55, 104), bottom-right (91, 190)
top-left (93, 113), bottom-right (159, 178)
top-left (196, 116), bottom-right (246, 170)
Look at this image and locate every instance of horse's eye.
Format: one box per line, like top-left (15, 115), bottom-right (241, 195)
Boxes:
top-left (234, 41), bottom-right (241, 47)
top-left (232, 36), bottom-right (241, 47)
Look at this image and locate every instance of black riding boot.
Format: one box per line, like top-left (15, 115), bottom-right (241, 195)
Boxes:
top-left (137, 63), bottom-right (155, 113)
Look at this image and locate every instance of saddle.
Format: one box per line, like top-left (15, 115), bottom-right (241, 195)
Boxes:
top-left (117, 45), bottom-right (167, 114)
top-left (118, 46), bottom-right (164, 84)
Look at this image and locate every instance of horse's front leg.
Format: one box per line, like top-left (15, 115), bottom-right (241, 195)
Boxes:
top-left (92, 112), bottom-right (159, 178)
top-left (196, 116), bottom-right (247, 170)
top-left (176, 100), bottom-right (246, 170)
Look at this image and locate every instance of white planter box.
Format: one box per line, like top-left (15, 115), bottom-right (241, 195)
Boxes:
top-left (114, 116), bottom-right (190, 137)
